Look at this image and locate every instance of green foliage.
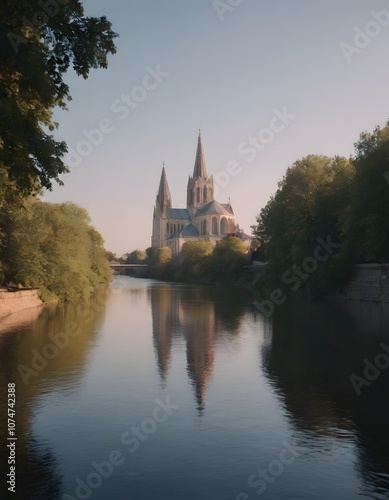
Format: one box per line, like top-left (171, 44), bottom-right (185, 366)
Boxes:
top-left (145, 246), bottom-right (156, 263)
top-left (253, 154), bottom-right (354, 295)
top-left (148, 237), bottom-right (248, 285)
top-left (0, 0), bottom-right (117, 196)
top-left (127, 249), bottom-right (146, 264)
top-left (1, 200), bottom-right (112, 301)
top-left (144, 246), bottom-right (173, 280)
top-left (154, 247), bottom-right (172, 265)
top-left (253, 119), bottom-right (389, 296)
top-left (210, 236), bottom-right (247, 275)
top-left (105, 250), bottom-right (117, 262)
top-left (341, 122), bottom-right (389, 262)
top-left (180, 240), bottom-right (213, 280)
top-left (181, 240), bottom-right (213, 264)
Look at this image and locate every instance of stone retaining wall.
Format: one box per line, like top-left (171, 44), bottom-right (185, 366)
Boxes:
top-left (0, 289), bottom-right (43, 317)
top-left (337, 264), bottom-right (389, 303)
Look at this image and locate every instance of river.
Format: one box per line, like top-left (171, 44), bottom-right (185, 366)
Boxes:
top-left (0, 275), bottom-right (389, 499)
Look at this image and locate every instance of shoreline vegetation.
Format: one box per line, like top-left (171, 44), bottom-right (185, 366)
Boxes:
top-left (0, 200), bottom-right (112, 305)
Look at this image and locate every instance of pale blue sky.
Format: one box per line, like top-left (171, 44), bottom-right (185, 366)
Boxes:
top-left (44, 0), bottom-right (389, 255)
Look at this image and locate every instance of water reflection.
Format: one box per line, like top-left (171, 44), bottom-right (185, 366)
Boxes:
top-left (262, 299), bottom-right (389, 497)
top-left (0, 289), bottom-right (109, 499)
top-left (150, 284), bottom-right (250, 414)
top-left (1, 277), bottom-right (389, 499)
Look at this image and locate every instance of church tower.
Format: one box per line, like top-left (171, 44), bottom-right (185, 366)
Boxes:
top-left (152, 165), bottom-right (172, 248)
top-left (186, 132), bottom-right (214, 217)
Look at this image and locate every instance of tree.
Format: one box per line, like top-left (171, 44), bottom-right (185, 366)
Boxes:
top-left (127, 249), bottom-right (146, 264)
top-left (1, 200), bottom-right (112, 301)
top-left (154, 247), bottom-right (172, 265)
top-left (341, 122), bottom-right (389, 262)
top-left (180, 240), bottom-right (213, 279)
top-left (0, 0), bottom-right (117, 197)
top-left (253, 155), bottom-right (354, 294)
top-left (210, 236), bottom-right (247, 274)
top-left (105, 250), bottom-right (117, 262)
top-left (181, 240), bottom-right (213, 265)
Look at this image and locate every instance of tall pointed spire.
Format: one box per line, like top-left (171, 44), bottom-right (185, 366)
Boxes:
top-left (193, 130), bottom-right (207, 179)
top-left (156, 163), bottom-right (172, 209)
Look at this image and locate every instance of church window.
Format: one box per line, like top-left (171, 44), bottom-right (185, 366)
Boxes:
top-left (203, 187), bottom-right (207, 203)
top-left (212, 217), bottom-right (218, 235)
top-left (221, 217), bottom-right (227, 234)
top-left (167, 223), bottom-right (169, 233)
top-left (196, 187), bottom-right (201, 203)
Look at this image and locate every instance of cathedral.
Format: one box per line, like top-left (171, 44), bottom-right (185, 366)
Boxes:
top-left (151, 132), bottom-right (242, 257)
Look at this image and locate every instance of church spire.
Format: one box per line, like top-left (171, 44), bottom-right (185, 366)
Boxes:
top-left (156, 164), bottom-right (172, 209)
top-left (193, 130), bottom-right (207, 179)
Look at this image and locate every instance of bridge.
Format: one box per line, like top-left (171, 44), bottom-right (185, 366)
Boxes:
top-left (109, 263), bottom-right (148, 276)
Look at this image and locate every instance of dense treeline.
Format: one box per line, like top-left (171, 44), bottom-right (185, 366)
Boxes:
top-left (252, 121), bottom-right (389, 296)
top-left (143, 236), bottom-right (249, 285)
top-left (0, 200), bottom-right (112, 301)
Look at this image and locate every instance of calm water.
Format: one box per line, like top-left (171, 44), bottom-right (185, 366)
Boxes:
top-left (1, 276), bottom-right (389, 500)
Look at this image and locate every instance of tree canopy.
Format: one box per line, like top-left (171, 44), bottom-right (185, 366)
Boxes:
top-left (1, 200), bottom-right (112, 301)
top-left (0, 0), bottom-right (117, 196)
top-left (342, 122), bottom-right (389, 263)
top-left (127, 249), bottom-right (146, 264)
top-left (252, 120), bottom-right (389, 295)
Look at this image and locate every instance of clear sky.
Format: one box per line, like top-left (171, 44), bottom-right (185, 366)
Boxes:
top-left (43, 0), bottom-right (389, 256)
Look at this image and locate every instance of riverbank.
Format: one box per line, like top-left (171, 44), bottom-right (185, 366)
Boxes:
top-left (142, 262), bottom-right (389, 304)
top-left (337, 264), bottom-right (389, 303)
top-left (0, 289), bottom-right (43, 318)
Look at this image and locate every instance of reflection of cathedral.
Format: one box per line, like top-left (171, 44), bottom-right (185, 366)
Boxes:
top-left (150, 285), bottom-right (216, 413)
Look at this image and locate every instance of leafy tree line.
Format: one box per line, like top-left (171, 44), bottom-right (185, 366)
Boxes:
top-left (0, 200), bottom-right (112, 301)
top-left (124, 236), bottom-right (250, 285)
top-left (252, 120), bottom-right (389, 296)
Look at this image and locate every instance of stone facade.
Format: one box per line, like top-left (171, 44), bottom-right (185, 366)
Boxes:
top-left (151, 133), bottom-right (240, 257)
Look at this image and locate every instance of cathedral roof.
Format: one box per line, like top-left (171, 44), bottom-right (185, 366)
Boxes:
top-left (221, 202), bottom-right (234, 215)
top-left (156, 165), bottom-right (172, 208)
top-left (168, 224), bottom-right (199, 239)
top-left (192, 132), bottom-right (207, 179)
top-left (181, 224), bottom-right (199, 237)
top-left (196, 200), bottom-right (232, 217)
top-left (167, 208), bottom-right (190, 220)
